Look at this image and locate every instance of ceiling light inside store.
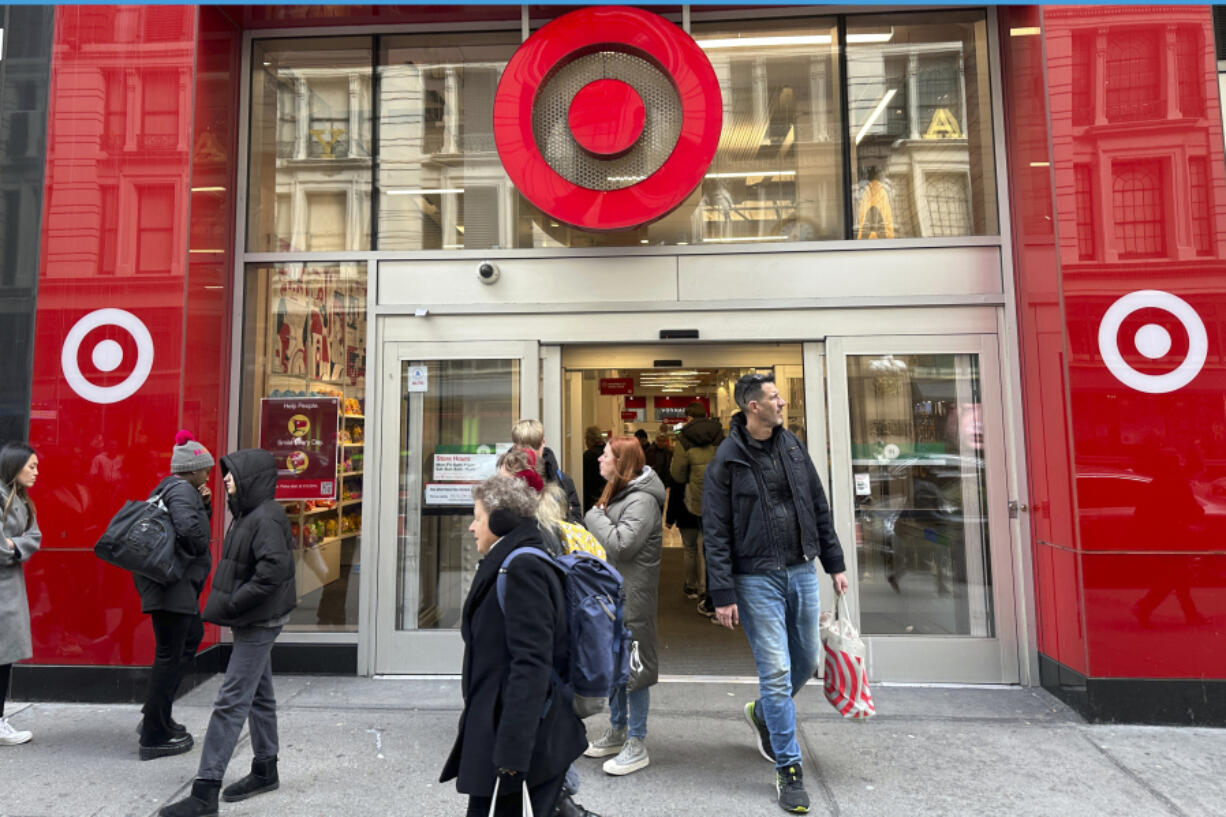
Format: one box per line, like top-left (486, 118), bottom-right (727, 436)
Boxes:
top-left (1010, 27), bottom-right (1041, 37)
top-left (705, 170), bottom-right (797, 180)
top-left (696, 30), bottom-right (892, 49)
top-left (386, 188), bottom-right (464, 196)
top-left (854, 88), bottom-right (897, 145)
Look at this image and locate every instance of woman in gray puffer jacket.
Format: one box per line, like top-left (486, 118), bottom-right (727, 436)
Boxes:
top-left (582, 436), bottom-right (665, 778)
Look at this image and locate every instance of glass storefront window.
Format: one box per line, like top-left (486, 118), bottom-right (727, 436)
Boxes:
top-left (847, 12), bottom-right (998, 239)
top-left (377, 32), bottom-right (522, 250)
top-left (248, 38), bottom-right (373, 252)
top-left (396, 359), bottom-right (519, 630)
top-left (239, 262), bottom-right (368, 632)
top-left (689, 17), bottom-right (845, 244)
top-left (846, 353), bottom-right (994, 637)
top-left (246, 10), bottom-right (1000, 251)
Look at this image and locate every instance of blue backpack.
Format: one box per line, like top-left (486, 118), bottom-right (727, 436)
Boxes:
top-left (496, 547), bottom-right (634, 702)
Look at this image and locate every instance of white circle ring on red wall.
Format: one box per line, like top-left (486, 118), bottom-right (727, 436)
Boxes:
top-left (61, 308), bottom-right (154, 404)
top-left (1097, 290), bottom-right (1207, 394)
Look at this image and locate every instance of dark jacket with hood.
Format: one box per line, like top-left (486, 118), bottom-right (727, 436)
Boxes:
top-left (670, 416), bottom-right (723, 518)
top-left (702, 413), bottom-right (845, 609)
top-left (541, 447), bottom-right (582, 524)
top-left (202, 449), bottom-right (296, 628)
top-left (133, 475), bottom-right (212, 615)
top-left (440, 519), bottom-right (586, 795)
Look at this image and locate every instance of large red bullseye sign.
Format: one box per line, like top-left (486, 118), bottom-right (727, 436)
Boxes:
top-left (494, 6), bottom-right (723, 232)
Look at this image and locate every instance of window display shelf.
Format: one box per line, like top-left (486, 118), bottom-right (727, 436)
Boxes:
top-left (341, 470), bottom-right (363, 477)
top-left (342, 498), bottom-right (363, 507)
top-left (343, 414), bottom-right (365, 420)
top-left (343, 441), bottom-right (364, 447)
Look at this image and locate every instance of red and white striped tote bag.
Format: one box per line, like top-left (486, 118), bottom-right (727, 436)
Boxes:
top-left (819, 594), bottom-right (876, 720)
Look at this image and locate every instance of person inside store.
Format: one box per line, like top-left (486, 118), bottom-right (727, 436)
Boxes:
top-left (0, 442), bottom-right (40, 748)
top-left (669, 401), bottom-right (724, 619)
top-left (633, 429), bottom-right (650, 456)
top-left (512, 419), bottom-right (582, 522)
top-left (583, 437), bottom-right (664, 777)
top-left (160, 448), bottom-right (296, 817)
top-left (703, 372), bottom-right (848, 814)
top-left (581, 426), bottom-right (607, 514)
top-left (136, 431), bottom-right (216, 761)
top-left (441, 475), bottom-right (588, 817)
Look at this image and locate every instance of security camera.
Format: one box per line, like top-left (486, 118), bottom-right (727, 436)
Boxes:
top-left (477, 262), bottom-right (500, 285)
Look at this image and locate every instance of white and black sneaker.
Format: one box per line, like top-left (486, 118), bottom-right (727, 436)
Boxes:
top-left (744, 700), bottom-right (775, 762)
top-left (0, 717), bottom-right (32, 746)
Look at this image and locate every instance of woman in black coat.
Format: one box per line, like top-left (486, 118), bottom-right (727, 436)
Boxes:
top-left (136, 431), bottom-right (215, 760)
top-left (441, 475), bottom-right (587, 816)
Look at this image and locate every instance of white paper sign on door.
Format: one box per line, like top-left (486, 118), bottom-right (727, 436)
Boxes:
top-left (433, 453), bottom-right (498, 481)
top-left (854, 472), bottom-right (872, 496)
top-left (407, 365), bottom-right (428, 392)
top-left (425, 483), bottom-right (477, 505)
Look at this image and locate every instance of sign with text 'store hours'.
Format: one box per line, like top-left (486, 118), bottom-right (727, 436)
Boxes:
top-left (259, 397), bottom-right (340, 500)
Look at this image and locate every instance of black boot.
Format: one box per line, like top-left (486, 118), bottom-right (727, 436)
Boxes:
top-left (554, 792), bottom-right (601, 817)
top-left (137, 717), bottom-right (188, 737)
top-left (159, 779), bottom-right (220, 817)
top-left (140, 732), bottom-right (194, 761)
top-left (222, 756), bottom-right (279, 802)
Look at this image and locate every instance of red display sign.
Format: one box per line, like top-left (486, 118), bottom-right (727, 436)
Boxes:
top-left (600, 377), bottom-right (635, 395)
top-left (260, 397), bottom-right (339, 500)
top-left (620, 410), bottom-right (639, 420)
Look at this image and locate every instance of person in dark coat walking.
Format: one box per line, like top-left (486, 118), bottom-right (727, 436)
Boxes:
top-left (137, 431), bottom-right (215, 761)
top-left (704, 373), bottom-right (848, 814)
top-left (160, 449), bottom-right (296, 817)
top-left (441, 475), bottom-right (587, 817)
top-left (512, 418), bottom-right (582, 522)
top-left (581, 426), bottom-right (607, 514)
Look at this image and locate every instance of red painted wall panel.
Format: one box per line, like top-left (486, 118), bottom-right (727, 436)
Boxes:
top-left (1000, 5), bottom-right (1087, 673)
top-left (1011, 5), bottom-right (1226, 680)
top-left (27, 6), bottom-right (232, 666)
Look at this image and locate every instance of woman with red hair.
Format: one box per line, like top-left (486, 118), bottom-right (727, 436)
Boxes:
top-left (582, 436), bottom-right (665, 777)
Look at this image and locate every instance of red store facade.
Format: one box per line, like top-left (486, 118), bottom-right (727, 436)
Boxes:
top-left (2, 4), bottom-right (1225, 724)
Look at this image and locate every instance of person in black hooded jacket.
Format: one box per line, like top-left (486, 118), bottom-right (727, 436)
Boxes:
top-left (160, 449), bottom-right (296, 817)
top-left (441, 474), bottom-right (589, 817)
top-left (136, 431), bottom-right (215, 761)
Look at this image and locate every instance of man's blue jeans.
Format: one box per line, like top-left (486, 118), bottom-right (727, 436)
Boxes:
top-left (609, 684), bottom-right (650, 740)
top-left (735, 561), bottom-right (822, 769)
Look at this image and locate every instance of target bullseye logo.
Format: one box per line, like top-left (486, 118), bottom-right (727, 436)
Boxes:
top-left (568, 79), bottom-right (646, 158)
top-left (494, 6), bottom-right (722, 231)
top-left (1097, 290), bottom-right (1207, 394)
top-left (61, 308), bottom-right (154, 404)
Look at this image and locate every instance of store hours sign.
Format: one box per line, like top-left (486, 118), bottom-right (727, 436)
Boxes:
top-left (260, 396), bottom-right (340, 500)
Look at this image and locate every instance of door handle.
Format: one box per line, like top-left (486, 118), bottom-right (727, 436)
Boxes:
top-left (1008, 500), bottom-right (1029, 519)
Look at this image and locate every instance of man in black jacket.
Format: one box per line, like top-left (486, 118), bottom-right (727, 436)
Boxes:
top-left (137, 431), bottom-right (214, 761)
top-left (161, 449), bottom-right (296, 817)
top-left (703, 373), bottom-right (848, 815)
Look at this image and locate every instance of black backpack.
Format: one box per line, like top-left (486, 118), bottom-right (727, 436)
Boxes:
top-left (94, 486), bottom-right (183, 584)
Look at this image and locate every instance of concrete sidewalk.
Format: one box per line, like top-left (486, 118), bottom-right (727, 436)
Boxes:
top-left (1, 676), bottom-right (1223, 817)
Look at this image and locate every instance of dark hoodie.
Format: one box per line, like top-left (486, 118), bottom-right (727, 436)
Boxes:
top-left (202, 449), bottom-right (296, 628)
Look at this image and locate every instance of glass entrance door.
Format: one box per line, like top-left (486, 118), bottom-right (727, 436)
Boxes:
top-left (827, 335), bottom-right (1019, 683)
top-left (372, 340), bottom-right (538, 673)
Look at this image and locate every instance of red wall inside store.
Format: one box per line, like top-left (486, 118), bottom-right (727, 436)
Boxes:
top-left (1004, 5), bottom-right (1226, 681)
top-left (27, 6), bottom-right (239, 666)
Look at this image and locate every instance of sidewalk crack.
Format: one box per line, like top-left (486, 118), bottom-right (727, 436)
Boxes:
top-left (1081, 732), bottom-right (1190, 817)
top-left (798, 721), bottom-right (841, 817)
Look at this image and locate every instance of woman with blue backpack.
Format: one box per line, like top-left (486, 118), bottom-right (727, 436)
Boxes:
top-left (441, 474), bottom-right (587, 816)
top-left (583, 436), bottom-right (665, 777)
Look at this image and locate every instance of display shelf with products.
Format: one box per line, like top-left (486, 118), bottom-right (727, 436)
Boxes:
top-left (243, 261), bottom-right (368, 630)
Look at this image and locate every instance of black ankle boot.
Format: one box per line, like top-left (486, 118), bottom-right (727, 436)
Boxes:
top-left (554, 792), bottom-right (601, 817)
top-left (222, 756), bottom-right (279, 802)
top-left (159, 779), bottom-right (220, 817)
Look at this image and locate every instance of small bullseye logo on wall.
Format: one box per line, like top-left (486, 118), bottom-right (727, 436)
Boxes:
top-left (1097, 290), bottom-right (1208, 394)
top-left (60, 308), bottom-right (154, 404)
top-left (493, 6), bottom-right (722, 232)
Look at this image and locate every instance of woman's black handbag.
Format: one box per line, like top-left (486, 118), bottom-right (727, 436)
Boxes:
top-left (94, 489), bottom-right (184, 584)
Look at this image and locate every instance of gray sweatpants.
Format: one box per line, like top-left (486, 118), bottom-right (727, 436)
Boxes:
top-left (197, 625), bottom-right (281, 782)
